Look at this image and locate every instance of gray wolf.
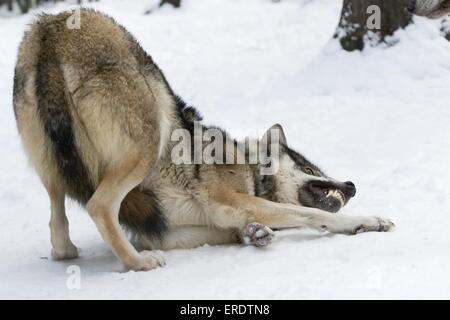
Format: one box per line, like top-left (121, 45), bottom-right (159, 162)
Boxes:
top-left (13, 9), bottom-right (394, 271)
top-left (408, 0), bottom-right (450, 18)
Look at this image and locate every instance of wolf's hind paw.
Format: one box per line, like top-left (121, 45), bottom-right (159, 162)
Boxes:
top-left (125, 250), bottom-right (166, 271)
top-left (51, 243), bottom-right (79, 260)
top-left (242, 222), bottom-right (275, 247)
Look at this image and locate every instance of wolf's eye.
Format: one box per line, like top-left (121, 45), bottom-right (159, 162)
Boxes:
top-left (304, 167), bottom-right (315, 175)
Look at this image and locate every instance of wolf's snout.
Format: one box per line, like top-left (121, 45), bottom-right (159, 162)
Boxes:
top-left (407, 0), bottom-right (416, 13)
top-left (344, 181), bottom-right (356, 198)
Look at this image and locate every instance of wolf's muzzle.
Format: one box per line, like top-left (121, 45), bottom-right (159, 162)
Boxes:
top-left (343, 181), bottom-right (356, 198)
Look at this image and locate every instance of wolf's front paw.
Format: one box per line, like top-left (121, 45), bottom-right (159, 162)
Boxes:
top-left (242, 222), bottom-right (275, 247)
top-left (354, 216), bottom-right (395, 234)
top-left (125, 250), bottom-right (166, 271)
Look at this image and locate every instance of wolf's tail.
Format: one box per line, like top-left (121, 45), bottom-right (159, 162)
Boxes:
top-left (35, 19), bottom-right (94, 204)
top-left (119, 189), bottom-right (167, 240)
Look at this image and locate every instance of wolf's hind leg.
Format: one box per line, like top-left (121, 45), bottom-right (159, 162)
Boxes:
top-left (45, 184), bottom-right (79, 260)
top-left (86, 155), bottom-right (164, 271)
top-left (135, 226), bottom-right (240, 250)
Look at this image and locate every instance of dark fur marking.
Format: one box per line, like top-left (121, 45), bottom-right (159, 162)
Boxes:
top-left (282, 143), bottom-right (325, 176)
top-left (120, 188), bottom-right (168, 240)
top-left (252, 166), bottom-right (263, 197)
top-left (35, 20), bottom-right (94, 204)
top-left (12, 65), bottom-right (26, 119)
top-left (193, 164), bottom-right (201, 181)
top-left (260, 173), bottom-right (278, 202)
top-left (175, 95), bottom-right (203, 137)
top-left (174, 96), bottom-right (204, 166)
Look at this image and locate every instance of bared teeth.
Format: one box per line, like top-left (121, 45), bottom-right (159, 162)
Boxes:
top-left (325, 189), bottom-right (345, 207)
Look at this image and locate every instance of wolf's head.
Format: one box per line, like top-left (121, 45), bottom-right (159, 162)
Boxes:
top-left (260, 124), bottom-right (356, 213)
top-left (408, 0), bottom-right (450, 18)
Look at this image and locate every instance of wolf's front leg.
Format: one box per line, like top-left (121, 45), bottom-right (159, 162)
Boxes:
top-left (296, 209), bottom-right (395, 235)
top-left (250, 199), bottom-right (395, 235)
top-left (208, 192), bottom-right (394, 238)
top-left (247, 205), bottom-right (394, 236)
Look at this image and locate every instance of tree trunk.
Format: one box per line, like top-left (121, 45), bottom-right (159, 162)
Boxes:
top-left (441, 19), bottom-right (450, 41)
top-left (160, 0), bottom-right (181, 8)
top-left (335, 0), bottom-right (412, 51)
top-left (16, 0), bottom-right (32, 13)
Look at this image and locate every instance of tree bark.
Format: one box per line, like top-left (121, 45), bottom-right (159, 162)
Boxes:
top-left (441, 19), bottom-right (450, 41)
top-left (16, 0), bottom-right (32, 14)
top-left (160, 0), bottom-right (181, 8)
top-left (335, 0), bottom-right (412, 51)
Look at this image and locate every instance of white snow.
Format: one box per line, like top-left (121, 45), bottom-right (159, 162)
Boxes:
top-left (1, 0), bottom-right (450, 299)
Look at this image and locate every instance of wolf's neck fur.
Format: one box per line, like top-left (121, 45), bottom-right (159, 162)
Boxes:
top-left (170, 96), bottom-right (280, 202)
top-left (254, 167), bottom-right (278, 202)
top-left (173, 96), bottom-right (204, 133)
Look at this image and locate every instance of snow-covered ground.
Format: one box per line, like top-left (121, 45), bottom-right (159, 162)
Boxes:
top-left (1, 0), bottom-right (450, 299)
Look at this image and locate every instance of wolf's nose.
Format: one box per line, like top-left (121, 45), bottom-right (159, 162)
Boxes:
top-left (406, 0), bottom-right (416, 13)
top-left (344, 181), bottom-right (356, 197)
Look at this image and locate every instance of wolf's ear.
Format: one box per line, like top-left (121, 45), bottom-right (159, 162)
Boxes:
top-left (260, 123), bottom-right (287, 146)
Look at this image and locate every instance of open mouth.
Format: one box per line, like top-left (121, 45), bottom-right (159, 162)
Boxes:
top-left (305, 181), bottom-right (353, 213)
top-left (325, 189), bottom-right (346, 207)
